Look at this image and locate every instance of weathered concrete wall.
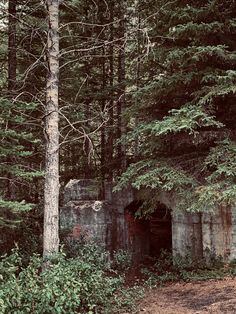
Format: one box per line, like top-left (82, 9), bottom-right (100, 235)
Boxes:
top-left (229, 206), bottom-right (236, 260)
top-left (60, 179), bottom-right (149, 261)
top-left (63, 179), bottom-right (101, 203)
top-left (156, 189), bottom-right (236, 262)
top-left (172, 211), bottom-right (203, 259)
top-left (60, 179), bottom-right (236, 262)
top-left (60, 200), bottom-right (113, 248)
top-left (202, 206), bottom-right (236, 261)
top-left (172, 206), bottom-right (236, 262)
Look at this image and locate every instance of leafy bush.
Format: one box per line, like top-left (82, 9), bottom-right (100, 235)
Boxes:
top-left (141, 250), bottom-right (236, 287)
top-left (61, 235), bottom-right (132, 273)
top-left (111, 250), bottom-right (132, 273)
top-left (0, 244), bottom-right (143, 314)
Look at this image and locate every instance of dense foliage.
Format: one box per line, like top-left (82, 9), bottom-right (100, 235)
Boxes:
top-left (0, 1), bottom-right (45, 231)
top-left (142, 250), bottom-right (236, 287)
top-left (117, 0), bottom-right (236, 212)
top-left (0, 0), bottom-right (235, 311)
top-left (0, 244), bottom-right (143, 314)
top-left (0, 97), bottom-right (43, 225)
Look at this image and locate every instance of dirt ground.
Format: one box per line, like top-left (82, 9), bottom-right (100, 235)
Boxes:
top-left (135, 278), bottom-right (236, 314)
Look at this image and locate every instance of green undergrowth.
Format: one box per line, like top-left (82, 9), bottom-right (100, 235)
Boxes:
top-left (2, 244), bottom-right (236, 314)
top-left (141, 250), bottom-right (236, 288)
top-left (0, 244), bottom-right (144, 314)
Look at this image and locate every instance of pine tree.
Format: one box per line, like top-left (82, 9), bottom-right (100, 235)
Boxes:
top-left (117, 0), bottom-right (236, 212)
top-left (0, 1), bottom-right (43, 227)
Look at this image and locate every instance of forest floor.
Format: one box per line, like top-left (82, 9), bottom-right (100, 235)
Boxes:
top-left (133, 277), bottom-right (236, 314)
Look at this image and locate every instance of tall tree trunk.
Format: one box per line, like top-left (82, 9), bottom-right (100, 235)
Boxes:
top-left (8, 0), bottom-right (17, 94)
top-left (117, 1), bottom-right (126, 174)
top-left (84, 97), bottom-right (92, 179)
top-left (7, 0), bottom-right (17, 199)
top-left (107, 0), bottom-right (114, 181)
top-left (99, 6), bottom-right (107, 190)
top-left (134, 0), bottom-right (141, 157)
top-left (43, 0), bottom-right (60, 259)
top-left (100, 45), bottom-right (106, 196)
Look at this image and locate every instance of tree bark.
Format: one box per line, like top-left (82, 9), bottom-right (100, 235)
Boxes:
top-left (43, 0), bottom-right (60, 259)
top-left (7, 0), bottom-right (17, 199)
top-left (101, 45), bottom-right (106, 185)
top-left (134, 1), bottom-right (141, 157)
top-left (107, 0), bottom-right (114, 181)
top-left (8, 0), bottom-right (17, 93)
top-left (117, 1), bottom-right (126, 174)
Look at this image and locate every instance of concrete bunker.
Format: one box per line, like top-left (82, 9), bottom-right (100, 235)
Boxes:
top-left (60, 179), bottom-right (236, 263)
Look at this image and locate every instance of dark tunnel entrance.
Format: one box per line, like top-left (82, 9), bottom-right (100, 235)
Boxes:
top-left (149, 203), bottom-right (172, 257)
top-left (124, 201), bottom-right (172, 259)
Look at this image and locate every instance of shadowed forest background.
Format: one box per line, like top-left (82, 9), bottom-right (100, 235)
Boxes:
top-left (0, 1), bottom-right (236, 313)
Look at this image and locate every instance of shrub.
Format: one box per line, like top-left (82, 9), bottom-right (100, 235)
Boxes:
top-left (141, 250), bottom-right (236, 287)
top-left (111, 250), bottom-right (132, 273)
top-left (0, 244), bottom-right (143, 314)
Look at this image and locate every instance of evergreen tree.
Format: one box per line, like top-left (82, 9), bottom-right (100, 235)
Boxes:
top-left (117, 0), bottom-right (236, 212)
top-left (0, 1), bottom-right (43, 227)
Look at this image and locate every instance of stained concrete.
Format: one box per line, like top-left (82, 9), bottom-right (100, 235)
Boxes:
top-left (60, 179), bottom-right (236, 262)
top-left (60, 179), bottom-right (149, 261)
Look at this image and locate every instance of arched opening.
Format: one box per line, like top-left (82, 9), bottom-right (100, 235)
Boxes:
top-left (124, 201), bottom-right (172, 259)
top-left (124, 201), bottom-right (150, 261)
top-left (149, 202), bottom-right (172, 257)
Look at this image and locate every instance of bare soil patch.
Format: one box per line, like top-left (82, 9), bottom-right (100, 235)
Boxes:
top-left (135, 278), bottom-right (236, 314)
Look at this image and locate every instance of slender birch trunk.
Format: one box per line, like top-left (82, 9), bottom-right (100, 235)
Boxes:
top-left (43, 0), bottom-right (59, 259)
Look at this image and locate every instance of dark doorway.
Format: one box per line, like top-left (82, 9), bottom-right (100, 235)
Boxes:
top-left (149, 203), bottom-right (172, 257)
top-left (124, 201), bottom-right (150, 261)
top-left (124, 201), bottom-right (172, 258)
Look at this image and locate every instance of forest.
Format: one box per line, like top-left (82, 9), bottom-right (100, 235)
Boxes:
top-left (0, 0), bottom-right (236, 313)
